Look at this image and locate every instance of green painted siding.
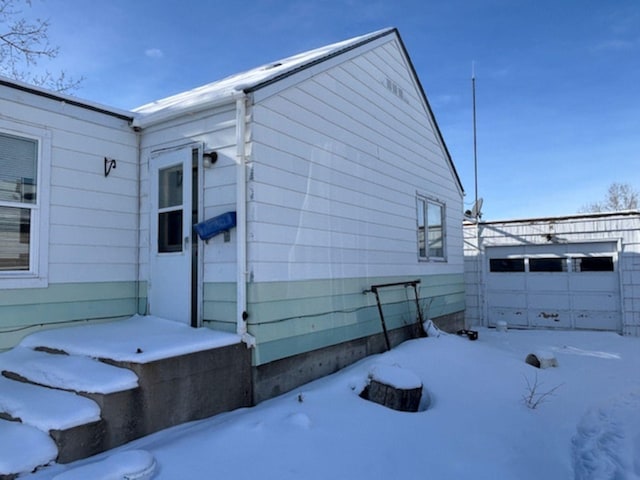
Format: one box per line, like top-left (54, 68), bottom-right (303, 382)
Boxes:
top-left (137, 281), bottom-right (148, 315)
top-left (201, 274), bottom-right (464, 366)
top-left (202, 282), bottom-right (236, 332)
top-left (0, 281), bottom-right (139, 350)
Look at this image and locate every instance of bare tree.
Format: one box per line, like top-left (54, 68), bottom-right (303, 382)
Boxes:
top-left (0, 0), bottom-right (81, 92)
top-left (581, 183), bottom-right (639, 213)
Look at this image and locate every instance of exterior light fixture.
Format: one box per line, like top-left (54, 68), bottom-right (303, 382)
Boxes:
top-left (203, 151), bottom-right (218, 168)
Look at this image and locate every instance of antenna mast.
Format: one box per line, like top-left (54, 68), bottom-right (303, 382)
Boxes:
top-left (472, 61), bottom-right (479, 221)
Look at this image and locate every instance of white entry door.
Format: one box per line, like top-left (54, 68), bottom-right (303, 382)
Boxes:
top-left (149, 147), bottom-right (193, 323)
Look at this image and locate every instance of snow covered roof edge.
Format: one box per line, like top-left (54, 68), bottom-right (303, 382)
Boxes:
top-left (131, 28), bottom-right (397, 127)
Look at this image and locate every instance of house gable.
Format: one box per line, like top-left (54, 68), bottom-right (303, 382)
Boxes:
top-left (247, 31), bottom-right (464, 282)
top-left (246, 28), bottom-right (463, 197)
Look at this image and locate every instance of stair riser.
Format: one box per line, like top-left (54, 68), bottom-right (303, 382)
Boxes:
top-left (51, 419), bottom-right (106, 464)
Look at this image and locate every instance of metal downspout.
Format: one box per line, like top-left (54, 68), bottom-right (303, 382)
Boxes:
top-left (236, 95), bottom-right (255, 347)
top-left (134, 125), bottom-right (143, 314)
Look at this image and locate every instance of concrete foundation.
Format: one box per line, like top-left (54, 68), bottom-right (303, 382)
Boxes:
top-left (253, 322), bottom-right (425, 404)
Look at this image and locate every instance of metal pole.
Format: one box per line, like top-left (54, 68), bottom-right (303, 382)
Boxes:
top-left (472, 62), bottom-right (478, 219)
top-left (372, 287), bottom-right (391, 351)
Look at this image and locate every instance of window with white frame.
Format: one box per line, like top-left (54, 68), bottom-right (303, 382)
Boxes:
top-left (0, 127), bottom-right (48, 284)
top-left (417, 196), bottom-right (445, 260)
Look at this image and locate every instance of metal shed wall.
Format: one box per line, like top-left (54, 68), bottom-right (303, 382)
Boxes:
top-left (464, 212), bottom-right (640, 335)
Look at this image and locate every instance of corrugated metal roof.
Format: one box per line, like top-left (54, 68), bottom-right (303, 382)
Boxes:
top-left (465, 210), bottom-right (640, 226)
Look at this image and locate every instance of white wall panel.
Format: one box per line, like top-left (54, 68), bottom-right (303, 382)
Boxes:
top-left (0, 87), bottom-right (139, 285)
top-left (248, 40), bottom-right (463, 282)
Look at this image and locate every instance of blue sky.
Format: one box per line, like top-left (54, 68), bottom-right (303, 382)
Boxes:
top-left (22, 0), bottom-right (640, 220)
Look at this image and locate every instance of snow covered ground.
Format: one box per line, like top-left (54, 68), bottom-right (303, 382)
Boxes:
top-left (23, 326), bottom-right (640, 479)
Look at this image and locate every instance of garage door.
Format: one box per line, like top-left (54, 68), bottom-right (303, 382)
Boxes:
top-left (485, 242), bottom-right (620, 331)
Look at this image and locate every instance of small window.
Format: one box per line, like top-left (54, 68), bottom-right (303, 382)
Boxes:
top-left (157, 164), bottom-right (184, 253)
top-left (417, 196), bottom-right (445, 260)
top-left (574, 257), bottom-right (614, 272)
top-left (0, 132), bottom-right (38, 273)
top-left (529, 257), bottom-right (567, 272)
top-left (490, 258), bottom-right (525, 272)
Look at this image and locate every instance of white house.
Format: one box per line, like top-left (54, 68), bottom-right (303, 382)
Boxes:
top-left (464, 211), bottom-right (640, 336)
top-left (0, 28), bottom-right (465, 401)
top-left (0, 77), bottom-right (139, 348)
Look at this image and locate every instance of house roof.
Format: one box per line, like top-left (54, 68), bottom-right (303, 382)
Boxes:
top-left (0, 28), bottom-right (463, 194)
top-left (132, 28), bottom-right (464, 193)
top-left (132, 28), bottom-right (395, 121)
top-left (0, 76), bottom-right (133, 122)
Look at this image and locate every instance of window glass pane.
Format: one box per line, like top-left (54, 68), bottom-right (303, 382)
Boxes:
top-left (159, 165), bottom-right (183, 209)
top-left (0, 132), bottom-right (38, 204)
top-left (427, 202), bottom-right (444, 258)
top-left (529, 257), bottom-right (567, 272)
top-left (417, 199), bottom-right (426, 258)
top-left (576, 257), bottom-right (614, 272)
top-left (490, 258), bottom-right (525, 272)
top-left (0, 206), bottom-right (30, 271)
top-left (158, 210), bottom-right (183, 253)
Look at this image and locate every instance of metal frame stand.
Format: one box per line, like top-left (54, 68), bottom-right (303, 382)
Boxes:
top-left (364, 280), bottom-right (426, 351)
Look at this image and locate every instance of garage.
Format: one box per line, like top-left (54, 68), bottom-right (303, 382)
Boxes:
top-left (463, 212), bottom-right (640, 335)
top-left (485, 242), bottom-right (620, 330)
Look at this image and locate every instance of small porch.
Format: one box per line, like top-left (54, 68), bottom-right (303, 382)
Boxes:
top-left (0, 315), bottom-right (252, 478)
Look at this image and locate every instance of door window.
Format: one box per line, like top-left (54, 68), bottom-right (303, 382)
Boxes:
top-left (158, 164), bottom-right (183, 253)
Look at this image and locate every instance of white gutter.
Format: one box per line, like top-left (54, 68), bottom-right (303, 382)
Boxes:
top-left (235, 95), bottom-right (255, 348)
top-left (131, 90), bottom-right (245, 130)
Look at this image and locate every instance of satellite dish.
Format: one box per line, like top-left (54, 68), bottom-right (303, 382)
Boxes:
top-left (465, 198), bottom-right (483, 220)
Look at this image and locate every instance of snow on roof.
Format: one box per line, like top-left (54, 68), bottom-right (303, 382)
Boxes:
top-left (132, 28), bottom-right (396, 126)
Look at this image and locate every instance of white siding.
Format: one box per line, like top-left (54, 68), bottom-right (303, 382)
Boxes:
top-left (249, 38), bottom-right (463, 282)
top-left (138, 104), bottom-right (239, 284)
top-left (0, 88), bottom-right (138, 285)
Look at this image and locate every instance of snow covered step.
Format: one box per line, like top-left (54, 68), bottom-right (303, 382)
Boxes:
top-left (0, 376), bottom-right (107, 464)
top-left (0, 418), bottom-right (57, 478)
top-left (0, 347), bottom-right (138, 394)
top-left (0, 376), bottom-right (100, 431)
top-left (52, 450), bottom-right (156, 480)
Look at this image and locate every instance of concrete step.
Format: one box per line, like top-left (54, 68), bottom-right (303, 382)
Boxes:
top-left (0, 376), bottom-right (100, 430)
top-left (0, 347), bottom-right (138, 394)
top-left (0, 376), bottom-right (106, 464)
top-left (0, 418), bottom-right (57, 479)
top-left (0, 347), bottom-right (141, 463)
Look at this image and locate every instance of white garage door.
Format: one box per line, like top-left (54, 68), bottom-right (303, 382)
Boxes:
top-left (485, 242), bottom-right (620, 331)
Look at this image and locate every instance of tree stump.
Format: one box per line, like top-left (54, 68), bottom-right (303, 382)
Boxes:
top-left (360, 365), bottom-right (424, 412)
